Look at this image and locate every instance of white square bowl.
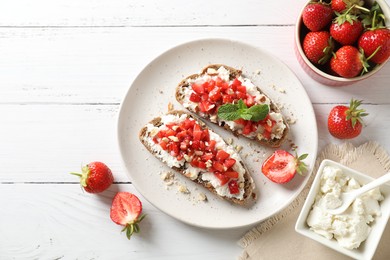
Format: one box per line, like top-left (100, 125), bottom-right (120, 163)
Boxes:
top-left (295, 159), bottom-right (390, 260)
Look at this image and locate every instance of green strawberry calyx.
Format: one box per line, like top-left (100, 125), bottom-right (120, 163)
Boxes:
top-left (122, 214), bottom-right (147, 240)
top-left (295, 153), bottom-right (309, 176)
top-left (319, 36), bottom-right (334, 65)
top-left (70, 165), bottom-right (90, 187)
top-left (346, 99), bottom-right (368, 128)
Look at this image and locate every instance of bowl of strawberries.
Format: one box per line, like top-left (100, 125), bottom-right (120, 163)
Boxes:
top-left (295, 0), bottom-right (390, 86)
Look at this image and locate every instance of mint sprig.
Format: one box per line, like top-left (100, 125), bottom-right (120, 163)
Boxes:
top-left (217, 99), bottom-right (269, 122)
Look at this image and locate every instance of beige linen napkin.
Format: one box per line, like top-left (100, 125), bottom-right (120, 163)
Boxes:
top-left (239, 142), bottom-right (390, 260)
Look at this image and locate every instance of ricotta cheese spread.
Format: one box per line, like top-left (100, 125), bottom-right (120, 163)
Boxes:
top-left (143, 113), bottom-right (250, 200)
top-left (307, 165), bottom-right (383, 249)
top-left (179, 66), bottom-right (286, 140)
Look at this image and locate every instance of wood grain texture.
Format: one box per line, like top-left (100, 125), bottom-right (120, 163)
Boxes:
top-left (0, 27), bottom-right (389, 105)
top-left (0, 0), bottom-right (306, 27)
top-left (0, 184), bottom-right (246, 259)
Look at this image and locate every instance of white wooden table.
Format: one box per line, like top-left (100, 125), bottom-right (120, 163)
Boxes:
top-left (1, 1), bottom-right (389, 259)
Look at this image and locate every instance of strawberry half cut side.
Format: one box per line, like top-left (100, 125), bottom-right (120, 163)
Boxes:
top-left (110, 192), bottom-right (146, 240)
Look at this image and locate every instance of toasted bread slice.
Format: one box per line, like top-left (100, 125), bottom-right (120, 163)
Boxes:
top-left (176, 64), bottom-right (289, 147)
top-left (139, 110), bottom-right (255, 205)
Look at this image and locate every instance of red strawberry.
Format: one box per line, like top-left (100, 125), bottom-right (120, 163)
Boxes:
top-left (330, 9), bottom-right (363, 45)
top-left (110, 192), bottom-right (146, 239)
top-left (328, 99), bottom-right (368, 139)
top-left (330, 46), bottom-right (365, 78)
top-left (331, 0), bottom-right (365, 13)
top-left (71, 161), bottom-right (114, 193)
top-left (303, 31), bottom-right (334, 64)
top-left (358, 28), bottom-right (390, 64)
top-left (261, 150), bottom-right (308, 184)
top-left (302, 2), bottom-right (333, 32)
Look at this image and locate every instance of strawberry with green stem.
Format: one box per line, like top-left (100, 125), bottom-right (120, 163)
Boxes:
top-left (330, 5), bottom-right (364, 45)
top-left (303, 31), bottom-right (334, 65)
top-left (70, 161), bottom-right (114, 193)
top-left (110, 192), bottom-right (146, 240)
top-left (328, 99), bottom-right (368, 139)
top-left (358, 3), bottom-right (390, 64)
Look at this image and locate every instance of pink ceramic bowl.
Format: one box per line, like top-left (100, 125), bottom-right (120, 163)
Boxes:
top-left (295, 0), bottom-right (390, 86)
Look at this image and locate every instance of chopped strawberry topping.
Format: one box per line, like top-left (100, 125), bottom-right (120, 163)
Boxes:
top-left (188, 76), bottom-right (275, 137)
top-left (153, 117), bottom-right (240, 194)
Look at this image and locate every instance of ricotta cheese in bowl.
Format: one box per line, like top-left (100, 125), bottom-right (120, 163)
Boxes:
top-left (296, 159), bottom-right (390, 260)
top-left (306, 165), bottom-right (383, 249)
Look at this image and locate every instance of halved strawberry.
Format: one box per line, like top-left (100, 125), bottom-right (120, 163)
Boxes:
top-left (110, 192), bottom-right (146, 240)
top-left (261, 150), bottom-right (308, 184)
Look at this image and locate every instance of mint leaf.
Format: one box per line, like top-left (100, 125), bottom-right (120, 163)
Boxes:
top-left (247, 105), bottom-right (269, 121)
top-left (217, 103), bottom-right (241, 121)
top-left (217, 99), bottom-right (269, 122)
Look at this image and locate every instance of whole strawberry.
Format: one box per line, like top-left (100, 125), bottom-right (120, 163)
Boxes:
top-left (331, 0), bottom-right (365, 13)
top-left (302, 1), bottom-right (333, 32)
top-left (330, 46), bottom-right (366, 78)
top-left (330, 8), bottom-right (363, 45)
top-left (71, 161), bottom-right (114, 193)
top-left (110, 192), bottom-right (146, 239)
top-left (328, 99), bottom-right (368, 139)
top-left (303, 31), bottom-right (334, 64)
top-left (358, 28), bottom-right (390, 64)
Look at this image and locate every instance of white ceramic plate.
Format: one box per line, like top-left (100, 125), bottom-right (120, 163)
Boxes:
top-left (117, 38), bottom-right (318, 229)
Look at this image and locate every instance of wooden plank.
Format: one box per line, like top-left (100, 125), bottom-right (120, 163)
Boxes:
top-left (0, 27), bottom-right (389, 105)
top-left (0, 0), bottom-right (307, 27)
top-left (0, 183), bottom-right (245, 259)
top-left (1, 103), bottom-right (389, 183)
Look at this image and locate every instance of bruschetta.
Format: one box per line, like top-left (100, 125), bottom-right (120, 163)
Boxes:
top-left (139, 110), bottom-right (255, 205)
top-left (176, 64), bottom-right (289, 147)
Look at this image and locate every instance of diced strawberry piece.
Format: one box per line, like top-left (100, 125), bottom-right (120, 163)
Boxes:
top-left (170, 143), bottom-right (179, 156)
top-left (176, 130), bottom-right (187, 140)
top-left (222, 95), bottom-right (233, 104)
top-left (208, 140), bottom-right (216, 151)
top-left (159, 140), bottom-right (168, 150)
top-left (228, 180), bottom-right (240, 194)
top-left (201, 128), bottom-right (209, 141)
top-left (200, 101), bottom-right (215, 112)
top-left (204, 80), bottom-right (216, 92)
top-left (223, 158), bottom-right (236, 169)
top-left (190, 159), bottom-right (199, 168)
top-left (214, 172), bottom-right (230, 186)
top-left (176, 154), bottom-right (184, 161)
top-left (201, 153), bottom-right (214, 162)
top-left (245, 95), bottom-right (255, 107)
top-left (215, 77), bottom-right (224, 88)
top-left (234, 118), bottom-right (246, 125)
top-left (189, 93), bottom-right (201, 102)
top-left (180, 142), bottom-right (188, 151)
top-left (242, 121), bottom-right (254, 135)
top-left (236, 84), bottom-right (246, 94)
top-left (182, 119), bottom-right (195, 130)
top-left (165, 129), bottom-right (176, 137)
top-left (231, 78), bottom-right (242, 88)
top-left (199, 141), bottom-right (206, 150)
top-left (213, 161), bottom-right (225, 172)
top-left (192, 83), bottom-right (205, 94)
top-left (198, 161), bottom-right (207, 169)
top-left (216, 150), bottom-right (230, 161)
top-left (192, 140), bottom-right (200, 149)
top-left (236, 91), bottom-right (246, 99)
top-left (209, 87), bottom-right (222, 102)
top-left (224, 171), bottom-right (239, 179)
